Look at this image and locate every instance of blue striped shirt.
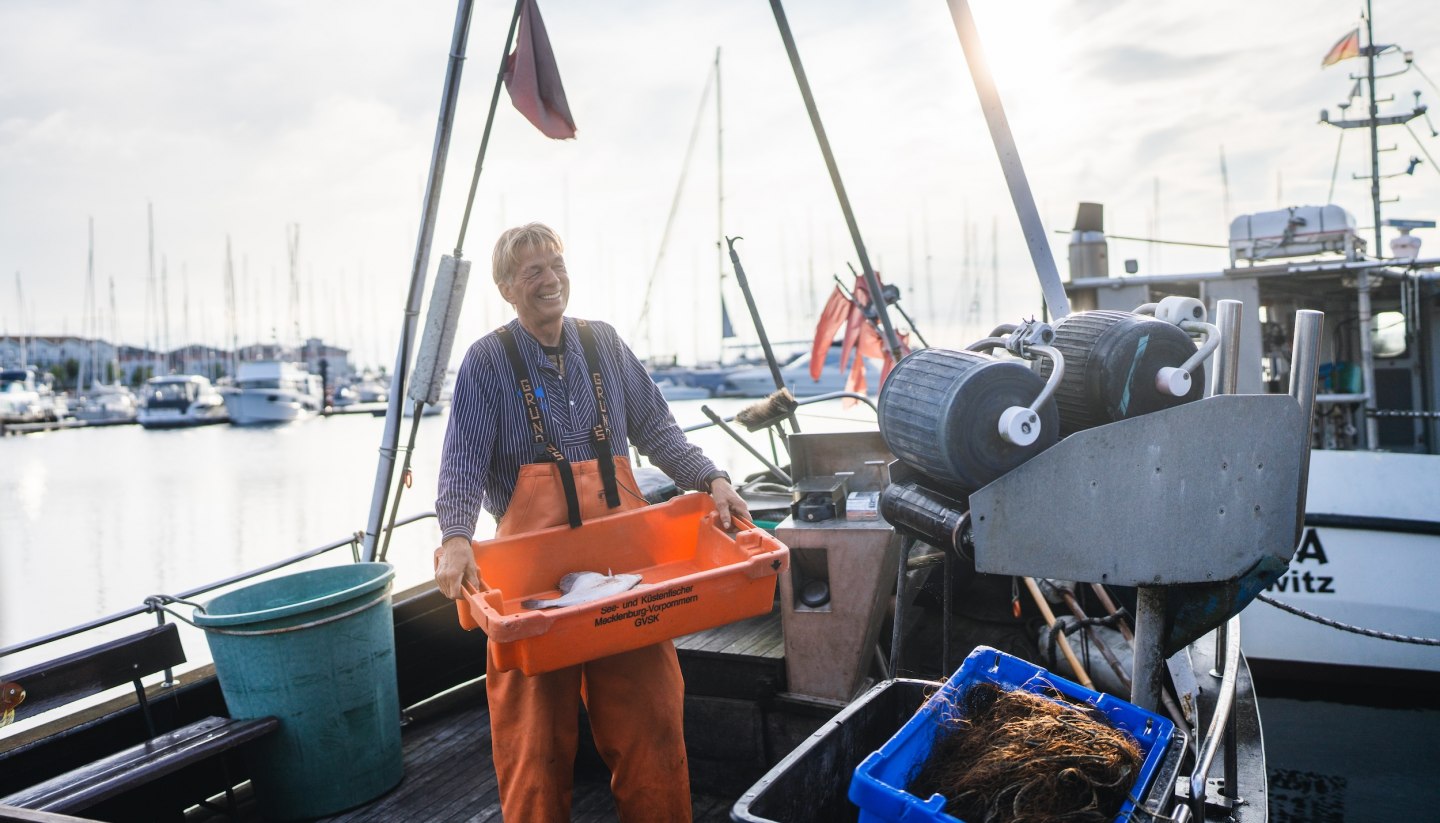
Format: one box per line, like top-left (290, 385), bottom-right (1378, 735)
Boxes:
top-left (436, 317), bottom-right (718, 541)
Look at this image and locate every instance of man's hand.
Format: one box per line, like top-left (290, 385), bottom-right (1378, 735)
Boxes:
top-left (435, 535), bottom-right (482, 600)
top-left (708, 477), bottom-right (750, 530)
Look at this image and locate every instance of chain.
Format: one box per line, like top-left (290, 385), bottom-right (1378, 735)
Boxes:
top-left (1365, 409), bottom-right (1440, 419)
top-left (1257, 594), bottom-right (1440, 645)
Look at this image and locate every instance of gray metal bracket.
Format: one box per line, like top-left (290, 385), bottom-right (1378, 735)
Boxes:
top-left (970, 394), bottom-right (1305, 586)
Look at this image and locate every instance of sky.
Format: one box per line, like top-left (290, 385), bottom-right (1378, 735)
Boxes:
top-left (2, 0), bottom-right (1439, 370)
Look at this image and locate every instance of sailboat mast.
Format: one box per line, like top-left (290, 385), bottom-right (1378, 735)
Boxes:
top-left (108, 275), bottom-right (120, 385)
top-left (85, 217), bottom-right (97, 392)
top-left (1359, 0), bottom-right (1381, 448)
top-left (1365, 0), bottom-right (1383, 255)
top-left (715, 46), bottom-right (724, 363)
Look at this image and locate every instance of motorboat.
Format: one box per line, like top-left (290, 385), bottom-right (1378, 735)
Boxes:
top-left (0, 368), bottom-right (64, 424)
top-left (223, 361), bottom-right (323, 426)
top-left (136, 374), bottom-right (229, 429)
top-left (1063, 200), bottom-right (1440, 686)
top-left (72, 384), bottom-right (138, 424)
top-left (718, 343), bottom-right (878, 398)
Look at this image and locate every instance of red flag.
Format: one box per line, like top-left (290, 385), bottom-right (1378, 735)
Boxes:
top-left (504, 0), bottom-right (577, 139)
top-left (810, 287), bottom-right (851, 380)
top-left (1321, 28), bottom-right (1361, 68)
top-left (810, 274), bottom-right (911, 405)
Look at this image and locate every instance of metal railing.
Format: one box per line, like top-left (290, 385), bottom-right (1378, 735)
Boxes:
top-left (0, 512), bottom-right (436, 662)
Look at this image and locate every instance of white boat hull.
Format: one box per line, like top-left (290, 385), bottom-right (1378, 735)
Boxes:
top-left (137, 403), bottom-right (228, 429)
top-left (1241, 450), bottom-right (1440, 675)
top-left (225, 389), bottom-right (320, 425)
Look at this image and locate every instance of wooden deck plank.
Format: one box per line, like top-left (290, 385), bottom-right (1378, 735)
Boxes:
top-left (676, 609), bottom-right (783, 658)
top-left (302, 692), bottom-right (737, 823)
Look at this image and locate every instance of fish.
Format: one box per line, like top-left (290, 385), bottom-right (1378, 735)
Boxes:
top-left (1, 681), bottom-right (24, 728)
top-left (521, 570), bottom-right (643, 610)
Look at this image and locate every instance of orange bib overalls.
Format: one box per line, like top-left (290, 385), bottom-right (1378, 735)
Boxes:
top-left (483, 321), bottom-right (691, 823)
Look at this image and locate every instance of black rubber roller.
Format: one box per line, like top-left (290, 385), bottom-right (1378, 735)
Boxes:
top-left (1039, 310), bottom-right (1204, 436)
top-left (878, 348), bottom-right (1058, 490)
top-left (880, 480), bottom-right (970, 556)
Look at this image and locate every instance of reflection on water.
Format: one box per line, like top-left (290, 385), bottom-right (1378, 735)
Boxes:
top-left (0, 398), bottom-right (876, 662)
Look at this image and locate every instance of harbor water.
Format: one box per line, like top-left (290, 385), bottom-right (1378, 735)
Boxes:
top-left (1, 399), bottom-right (1436, 820)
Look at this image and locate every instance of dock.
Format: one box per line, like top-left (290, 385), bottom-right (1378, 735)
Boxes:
top-left (0, 417), bottom-right (137, 436)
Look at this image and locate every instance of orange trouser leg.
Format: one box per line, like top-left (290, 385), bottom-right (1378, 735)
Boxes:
top-left (581, 641), bottom-right (691, 823)
top-left (486, 654), bottom-right (583, 823)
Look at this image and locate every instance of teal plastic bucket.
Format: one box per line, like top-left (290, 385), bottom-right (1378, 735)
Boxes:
top-left (194, 562), bottom-right (402, 820)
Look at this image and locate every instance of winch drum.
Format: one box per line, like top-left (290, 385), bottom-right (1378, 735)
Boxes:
top-left (1040, 310), bottom-right (1204, 435)
top-left (878, 348), bottom-right (1058, 491)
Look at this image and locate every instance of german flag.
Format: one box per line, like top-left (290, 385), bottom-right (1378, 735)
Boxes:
top-left (1322, 28), bottom-right (1361, 67)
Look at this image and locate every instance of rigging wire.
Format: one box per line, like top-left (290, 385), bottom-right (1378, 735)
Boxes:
top-left (632, 60), bottom-right (717, 346)
top-left (1327, 128), bottom-right (1346, 203)
top-left (1411, 60), bottom-right (1440, 102)
top-left (1401, 121), bottom-right (1440, 178)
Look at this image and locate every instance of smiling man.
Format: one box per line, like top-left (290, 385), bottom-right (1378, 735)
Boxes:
top-left (434, 222), bottom-right (748, 822)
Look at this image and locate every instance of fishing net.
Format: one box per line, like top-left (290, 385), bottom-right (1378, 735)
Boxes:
top-left (907, 682), bottom-right (1142, 823)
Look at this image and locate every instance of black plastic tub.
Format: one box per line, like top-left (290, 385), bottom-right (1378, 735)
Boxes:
top-left (731, 679), bottom-right (936, 823)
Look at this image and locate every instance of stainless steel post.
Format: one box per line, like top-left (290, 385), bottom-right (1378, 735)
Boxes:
top-left (1289, 310), bottom-right (1325, 536)
top-left (362, 0), bottom-right (475, 561)
top-left (768, 0), bottom-right (905, 361)
top-left (944, 0), bottom-right (1070, 319)
top-left (1212, 299), bottom-right (1243, 397)
top-left (1130, 586), bottom-right (1167, 712)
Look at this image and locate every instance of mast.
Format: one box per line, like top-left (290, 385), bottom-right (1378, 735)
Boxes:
top-left (1359, 0), bottom-right (1382, 448)
top-left (108, 274), bottom-right (120, 385)
top-left (715, 46), bottom-right (725, 363)
top-left (84, 217), bottom-right (97, 392)
top-left (1318, 0), bottom-right (1431, 449)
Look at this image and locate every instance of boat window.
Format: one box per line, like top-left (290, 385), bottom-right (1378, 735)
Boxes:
top-left (240, 379), bottom-right (283, 390)
top-left (1371, 311), bottom-right (1406, 358)
top-left (151, 383), bottom-right (193, 402)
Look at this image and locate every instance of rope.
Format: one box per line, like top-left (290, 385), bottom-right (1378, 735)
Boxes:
top-left (1366, 408), bottom-right (1440, 419)
top-left (1256, 593), bottom-right (1440, 645)
top-left (1045, 611), bottom-right (1130, 665)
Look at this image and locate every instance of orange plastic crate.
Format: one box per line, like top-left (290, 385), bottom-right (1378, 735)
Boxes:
top-left (462, 492), bottom-right (790, 676)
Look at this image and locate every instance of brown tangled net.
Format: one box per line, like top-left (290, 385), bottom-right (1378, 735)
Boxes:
top-left (907, 682), bottom-right (1143, 823)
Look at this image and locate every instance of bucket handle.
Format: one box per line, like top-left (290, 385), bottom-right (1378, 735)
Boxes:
top-left (144, 587), bottom-right (392, 637)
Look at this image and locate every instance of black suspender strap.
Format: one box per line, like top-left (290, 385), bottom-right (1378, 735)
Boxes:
top-left (496, 326), bottom-right (583, 528)
top-left (576, 320), bottom-right (621, 509)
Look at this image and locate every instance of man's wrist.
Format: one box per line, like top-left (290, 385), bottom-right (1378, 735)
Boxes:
top-left (700, 470), bottom-right (731, 494)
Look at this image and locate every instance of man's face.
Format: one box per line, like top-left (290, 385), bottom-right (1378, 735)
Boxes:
top-left (501, 244), bottom-right (570, 328)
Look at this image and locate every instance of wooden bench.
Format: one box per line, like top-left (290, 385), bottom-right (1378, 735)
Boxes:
top-left (0, 623), bottom-right (278, 816)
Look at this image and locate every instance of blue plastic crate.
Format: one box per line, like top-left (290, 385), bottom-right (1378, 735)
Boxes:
top-left (848, 646), bottom-right (1179, 823)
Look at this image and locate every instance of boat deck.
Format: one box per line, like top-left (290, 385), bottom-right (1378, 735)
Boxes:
top-left (313, 694), bottom-right (739, 823)
top-left (198, 612), bottom-right (786, 823)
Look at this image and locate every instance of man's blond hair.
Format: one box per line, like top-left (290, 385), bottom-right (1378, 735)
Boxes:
top-left (492, 223), bottom-right (564, 286)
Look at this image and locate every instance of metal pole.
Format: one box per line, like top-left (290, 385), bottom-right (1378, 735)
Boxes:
top-left (1289, 310), bottom-right (1325, 538)
top-left (768, 0), bottom-right (904, 361)
top-left (716, 47), bottom-right (726, 359)
top-left (727, 237), bottom-right (801, 432)
top-left (1131, 586), bottom-right (1167, 713)
top-left (890, 535), bottom-right (915, 678)
top-left (944, 0), bottom-right (1070, 319)
top-left (362, 0), bottom-right (475, 561)
top-left (1212, 299), bottom-right (1243, 397)
top-left (1361, 0), bottom-right (1381, 448)
top-left (700, 405), bottom-right (792, 484)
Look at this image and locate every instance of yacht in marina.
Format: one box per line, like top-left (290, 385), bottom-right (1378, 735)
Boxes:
top-left (136, 374), bottom-right (229, 429)
top-left (223, 361), bottom-right (323, 426)
top-left (72, 384), bottom-right (138, 424)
